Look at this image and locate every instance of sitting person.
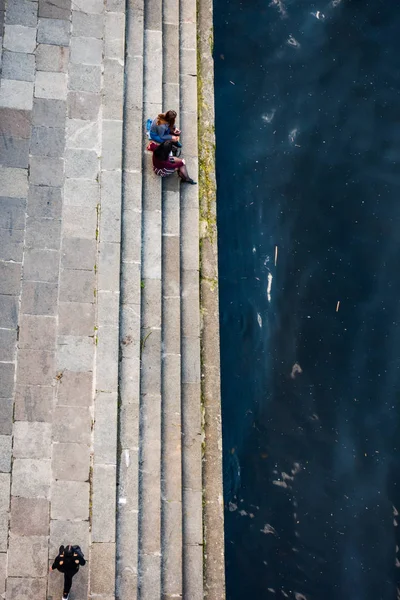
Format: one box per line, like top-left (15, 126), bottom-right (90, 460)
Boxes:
top-left (148, 140), bottom-right (196, 184)
top-left (150, 110), bottom-right (182, 146)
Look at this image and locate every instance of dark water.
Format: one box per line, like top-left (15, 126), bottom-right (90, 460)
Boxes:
top-left (213, 1), bottom-right (400, 598)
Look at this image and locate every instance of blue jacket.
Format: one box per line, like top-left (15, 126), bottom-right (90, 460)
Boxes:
top-left (150, 119), bottom-right (172, 141)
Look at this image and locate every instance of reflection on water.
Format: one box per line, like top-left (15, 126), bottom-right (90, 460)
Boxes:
top-left (214, 0), bottom-right (400, 598)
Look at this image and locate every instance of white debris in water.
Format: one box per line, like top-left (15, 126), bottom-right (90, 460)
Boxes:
top-left (252, 246), bottom-right (256, 253)
top-left (239, 510), bottom-right (248, 517)
top-left (261, 524), bottom-right (277, 535)
top-left (292, 462), bottom-right (301, 475)
top-left (261, 109), bottom-right (276, 123)
top-left (268, 589), bottom-right (276, 594)
top-left (311, 10), bottom-right (325, 20)
top-left (287, 35), bottom-right (300, 48)
top-left (295, 594), bottom-right (308, 600)
top-left (282, 471), bottom-right (294, 482)
top-left (272, 480), bottom-right (288, 488)
top-left (228, 502), bottom-right (238, 512)
top-left (257, 313), bottom-right (262, 328)
top-left (289, 128), bottom-right (299, 144)
top-left (269, 0), bottom-right (287, 18)
top-left (331, 0), bottom-right (342, 6)
top-left (394, 505), bottom-right (399, 516)
top-left (290, 362), bottom-right (303, 379)
top-left (267, 272), bottom-right (273, 302)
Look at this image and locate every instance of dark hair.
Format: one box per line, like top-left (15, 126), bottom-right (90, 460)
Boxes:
top-left (64, 545), bottom-right (73, 557)
top-left (157, 110), bottom-right (177, 128)
top-left (154, 141), bottom-right (173, 162)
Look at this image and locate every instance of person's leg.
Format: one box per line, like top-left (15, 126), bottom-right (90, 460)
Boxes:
top-left (63, 571), bottom-right (74, 597)
top-left (177, 164), bottom-right (196, 184)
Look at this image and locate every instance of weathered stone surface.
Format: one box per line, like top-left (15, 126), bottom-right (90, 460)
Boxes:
top-left (62, 238), bottom-right (96, 272)
top-left (98, 242), bottom-right (120, 292)
top-left (19, 314), bottom-right (57, 351)
top-left (39, 0), bottom-right (71, 20)
top-left (120, 261), bottom-right (140, 306)
top-left (29, 156), bottom-right (64, 187)
top-left (35, 71), bottom-right (67, 100)
top-left (5, 576), bottom-right (47, 600)
top-left (21, 280), bottom-right (58, 316)
top-left (49, 519), bottom-right (89, 556)
top-left (103, 58), bottom-right (123, 119)
top-left (68, 91), bottom-right (101, 119)
top-left (105, 11), bottom-right (124, 59)
top-left (0, 435), bottom-right (12, 472)
top-left (53, 405), bottom-right (91, 444)
top-left (2, 51), bottom-right (35, 82)
top-left (3, 24), bottom-right (36, 53)
top-left (0, 294), bottom-right (18, 328)
top-left (57, 370), bottom-right (92, 406)
top-left (52, 442), bottom-right (90, 481)
top-left (0, 363), bottom-right (14, 400)
top-left (72, 10), bottom-right (103, 37)
top-left (32, 98), bottom-right (66, 127)
top-left (63, 205), bottom-right (97, 238)
top-left (5, 0), bottom-right (38, 27)
top-left (71, 36), bottom-right (102, 65)
top-left (27, 185), bottom-right (62, 218)
top-left (13, 421), bottom-right (52, 460)
top-left (10, 497), bottom-right (49, 536)
top-left (11, 459), bottom-right (51, 498)
top-left (183, 544), bottom-right (203, 600)
top-left (102, 119), bottom-right (123, 169)
top-left (8, 535), bottom-right (48, 577)
top-left (0, 135), bottom-right (30, 168)
top-left (37, 17), bottom-right (70, 46)
top-left (23, 247), bottom-right (60, 282)
top-left (182, 336), bottom-right (201, 384)
top-left (65, 148), bottom-right (98, 179)
top-left (14, 384), bottom-right (53, 422)
top-left (16, 349), bottom-right (54, 386)
top-left (95, 326), bottom-right (118, 392)
top-left (0, 166), bottom-right (28, 197)
top-left (30, 126), bottom-right (65, 157)
top-left (92, 464), bottom-right (116, 542)
top-left (0, 79), bottom-right (34, 110)
top-left (0, 398), bottom-right (13, 434)
top-left (0, 227), bottom-right (24, 261)
top-left (25, 217), bottom-right (61, 250)
top-left (64, 178), bottom-right (99, 206)
top-left (66, 118), bottom-right (99, 149)
top-left (91, 543), bottom-right (116, 595)
top-left (0, 473), bottom-right (10, 511)
top-left (59, 301), bottom-right (95, 336)
top-left (0, 262), bottom-right (21, 295)
top-left (0, 552), bottom-right (5, 595)
top-left (51, 480), bottom-right (89, 520)
top-left (60, 269), bottom-right (95, 303)
top-left (94, 391), bottom-right (117, 464)
top-left (97, 291), bottom-right (119, 327)
top-left (0, 197), bottom-right (26, 230)
top-left (56, 335), bottom-right (94, 372)
top-left (68, 63), bottom-right (101, 93)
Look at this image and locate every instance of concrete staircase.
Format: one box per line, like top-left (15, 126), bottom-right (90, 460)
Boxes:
top-left (117, 0), bottom-right (204, 598)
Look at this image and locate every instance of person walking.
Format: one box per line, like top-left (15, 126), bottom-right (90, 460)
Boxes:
top-left (49, 544), bottom-right (86, 600)
top-left (148, 140), bottom-right (197, 184)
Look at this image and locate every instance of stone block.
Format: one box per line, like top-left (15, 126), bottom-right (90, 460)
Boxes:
top-left (122, 170), bottom-right (142, 210)
top-left (71, 36), bottom-right (102, 65)
top-left (120, 209), bottom-right (141, 262)
top-left (103, 58), bottom-right (123, 119)
top-left (5, 0), bottom-right (38, 27)
top-left (17, 349), bottom-right (54, 386)
top-left (71, 0), bottom-right (103, 13)
top-left (183, 488), bottom-right (202, 545)
top-left (3, 24), bottom-right (36, 53)
top-left (63, 205), bottom-right (97, 239)
top-left (36, 44), bottom-right (69, 72)
top-left (181, 208), bottom-right (199, 270)
top-left (65, 148), bottom-right (98, 179)
top-left (2, 50), bottom-right (35, 82)
top-left (66, 119), bottom-right (99, 149)
top-left (181, 47), bottom-right (197, 76)
top-left (62, 237), bottom-right (96, 271)
top-left (118, 402), bottom-right (139, 449)
top-left (0, 166), bottom-right (28, 197)
top-left (180, 73), bottom-right (198, 114)
top-left (98, 242), bottom-right (120, 292)
top-left (23, 247), bottom-right (60, 282)
top-left (120, 260), bottom-right (140, 306)
top-left (59, 302), bottom-right (95, 337)
top-left (162, 82), bottom-right (179, 113)
top-left (32, 98), bottom-right (66, 127)
top-left (90, 543), bottom-right (116, 595)
top-left (101, 119), bottom-right (123, 170)
top-left (21, 280), bottom-right (58, 316)
top-left (57, 335), bottom-right (94, 372)
top-left (14, 384), bottom-right (53, 422)
top-left (27, 185), bottom-right (62, 219)
top-left (64, 178), bottom-right (99, 206)
top-left (163, 24), bottom-right (179, 83)
top-left (38, 17), bottom-right (70, 46)
top-left (97, 290), bottom-right (119, 327)
top-left (119, 355), bottom-right (140, 403)
top-left (10, 497), bottom-right (49, 536)
top-left (181, 21), bottom-right (196, 50)
top-left (29, 156), bottom-right (64, 186)
top-left (123, 112), bottom-right (143, 171)
top-left (5, 577), bottom-right (47, 600)
top-left (0, 262), bottom-right (22, 295)
top-left (0, 227), bottom-right (24, 261)
top-left (163, 296), bottom-right (180, 354)
top-left (0, 398), bottom-right (13, 434)
top-left (183, 544), bottom-right (203, 600)
top-left (120, 304), bottom-right (140, 359)
top-left (0, 294), bottom-right (18, 328)
top-left (53, 405), bottom-right (91, 444)
top-left (12, 458), bottom-right (51, 498)
top-left (0, 197), bottom-right (26, 230)
top-left (0, 435), bottom-right (12, 472)
top-left (30, 126), bottom-right (65, 158)
top-left (72, 10), bottom-right (103, 37)
top-left (142, 209), bottom-right (162, 279)
top-left (162, 192), bottom-right (179, 237)
top-left (100, 168), bottom-right (122, 205)
top-left (95, 326), bottom-right (118, 392)
top-left (140, 328), bottom-right (161, 396)
top-left (0, 135), bottom-right (30, 168)
top-left (93, 391), bottom-right (117, 464)
top-left (162, 500), bottom-right (182, 595)
top-left (49, 519), bottom-right (89, 556)
top-left (60, 269), bottom-right (95, 303)
top-left (139, 553), bottom-right (161, 598)
top-left (51, 480), bottom-right (89, 520)
top-left (104, 12), bottom-right (124, 59)
top-left (57, 370), bottom-right (92, 406)
top-left (25, 217), bottom-right (62, 248)
top-left (106, 0), bottom-right (124, 10)
top-left (141, 278), bottom-right (161, 329)
top-left (52, 442), bottom-right (90, 481)
top-left (182, 336), bottom-right (200, 384)
top-left (0, 552), bottom-right (5, 595)
top-left (145, 0), bottom-right (161, 30)
top-left (68, 63), bottom-right (101, 93)
top-left (38, 0), bottom-right (71, 20)
top-left (92, 464), bottom-right (116, 542)
top-left (181, 269), bottom-right (200, 338)
top-left (35, 71), bottom-right (67, 100)
top-left (0, 473), bottom-right (10, 511)
top-left (13, 421), bottom-right (52, 459)
top-left (9, 535), bottom-right (48, 577)
top-left (163, 235), bottom-right (180, 296)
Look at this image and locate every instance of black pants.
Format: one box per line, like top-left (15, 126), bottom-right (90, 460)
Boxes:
top-left (63, 568), bottom-right (78, 594)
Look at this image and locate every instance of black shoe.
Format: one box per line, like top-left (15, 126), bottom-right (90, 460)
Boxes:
top-left (62, 594), bottom-right (69, 600)
top-left (183, 178), bottom-right (197, 185)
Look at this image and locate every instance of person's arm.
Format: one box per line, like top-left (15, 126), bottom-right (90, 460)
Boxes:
top-left (50, 555), bottom-right (61, 571)
top-left (157, 124), bottom-right (174, 141)
top-left (169, 157), bottom-right (184, 168)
